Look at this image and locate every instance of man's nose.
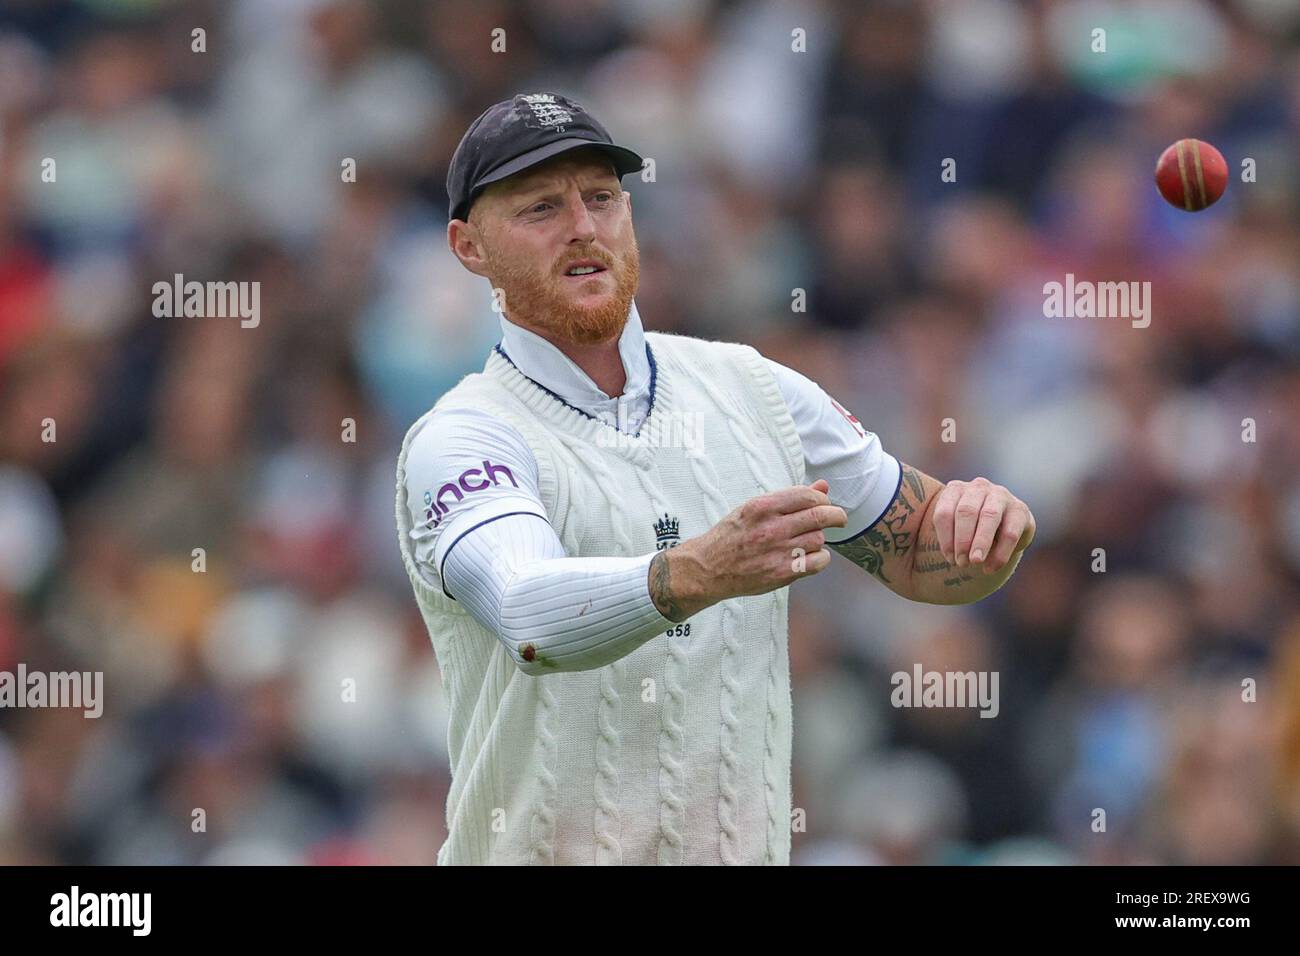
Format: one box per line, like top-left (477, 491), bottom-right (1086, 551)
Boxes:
top-left (564, 191), bottom-right (597, 243)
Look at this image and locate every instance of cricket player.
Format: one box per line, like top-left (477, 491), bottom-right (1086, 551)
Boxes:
top-left (395, 92), bottom-right (1035, 865)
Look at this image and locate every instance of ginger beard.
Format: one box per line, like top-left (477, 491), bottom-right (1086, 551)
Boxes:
top-left (483, 231), bottom-right (640, 346)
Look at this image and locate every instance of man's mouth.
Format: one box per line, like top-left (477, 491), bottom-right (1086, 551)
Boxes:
top-left (562, 259), bottom-right (609, 278)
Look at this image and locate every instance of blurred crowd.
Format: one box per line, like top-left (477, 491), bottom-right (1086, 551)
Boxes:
top-left (2, 0), bottom-right (1299, 865)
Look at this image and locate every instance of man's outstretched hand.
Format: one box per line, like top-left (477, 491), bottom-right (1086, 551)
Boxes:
top-left (648, 479), bottom-right (846, 622)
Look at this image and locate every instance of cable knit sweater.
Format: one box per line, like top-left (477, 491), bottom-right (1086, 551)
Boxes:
top-left (394, 330), bottom-right (806, 864)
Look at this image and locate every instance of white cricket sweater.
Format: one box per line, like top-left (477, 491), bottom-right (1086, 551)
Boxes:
top-left (395, 330), bottom-right (806, 864)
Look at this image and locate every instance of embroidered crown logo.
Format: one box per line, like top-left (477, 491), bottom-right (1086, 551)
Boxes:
top-left (654, 513), bottom-right (680, 550)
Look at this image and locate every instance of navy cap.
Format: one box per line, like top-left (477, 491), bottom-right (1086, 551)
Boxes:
top-left (446, 92), bottom-right (644, 222)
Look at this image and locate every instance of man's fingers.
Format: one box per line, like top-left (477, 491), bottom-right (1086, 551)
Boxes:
top-left (784, 503), bottom-right (847, 537)
top-left (951, 483), bottom-right (989, 567)
top-left (1018, 517), bottom-right (1036, 554)
top-left (930, 482), bottom-right (961, 564)
top-left (788, 528), bottom-right (827, 557)
top-left (982, 507), bottom-right (1026, 573)
top-left (767, 483), bottom-right (833, 515)
top-left (791, 546), bottom-right (832, 577)
top-left (967, 492), bottom-right (1007, 566)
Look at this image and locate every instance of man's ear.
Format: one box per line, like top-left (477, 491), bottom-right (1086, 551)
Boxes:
top-left (447, 218), bottom-right (491, 279)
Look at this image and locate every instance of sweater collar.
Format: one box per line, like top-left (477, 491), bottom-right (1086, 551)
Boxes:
top-left (496, 300), bottom-right (650, 408)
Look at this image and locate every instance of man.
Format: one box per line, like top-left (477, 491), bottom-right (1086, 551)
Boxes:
top-left (395, 92), bottom-right (1035, 865)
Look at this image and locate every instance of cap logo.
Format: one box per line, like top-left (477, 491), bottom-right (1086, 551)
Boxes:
top-left (517, 93), bottom-right (577, 133)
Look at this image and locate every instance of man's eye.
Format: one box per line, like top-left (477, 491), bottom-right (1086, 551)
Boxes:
top-left (528, 203), bottom-right (552, 214)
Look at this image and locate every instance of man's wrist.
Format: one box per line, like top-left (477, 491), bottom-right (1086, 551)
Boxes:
top-left (648, 544), bottom-right (707, 622)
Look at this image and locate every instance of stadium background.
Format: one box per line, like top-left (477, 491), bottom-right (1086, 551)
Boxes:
top-left (1, 0), bottom-right (1299, 865)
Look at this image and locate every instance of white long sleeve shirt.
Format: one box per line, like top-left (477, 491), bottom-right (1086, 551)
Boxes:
top-left (399, 301), bottom-right (901, 674)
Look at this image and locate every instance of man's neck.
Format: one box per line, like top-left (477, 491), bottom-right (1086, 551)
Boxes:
top-left (512, 321), bottom-right (628, 399)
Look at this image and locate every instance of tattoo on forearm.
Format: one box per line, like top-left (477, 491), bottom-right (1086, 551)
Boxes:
top-left (649, 550), bottom-right (688, 622)
top-left (910, 539), bottom-right (978, 588)
top-left (828, 463), bottom-right (924, 584)
top-left (901, 464), bottom-right (926, 503)
top-left (912, 541), bottom-right (951, 574)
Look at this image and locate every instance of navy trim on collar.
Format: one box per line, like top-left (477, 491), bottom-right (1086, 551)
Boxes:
top-left (493, 341), bottom-right (659, 439)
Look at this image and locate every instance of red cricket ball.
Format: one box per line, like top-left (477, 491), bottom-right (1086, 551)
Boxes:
top-left (1154, 138), bottom-right (1228, 211)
